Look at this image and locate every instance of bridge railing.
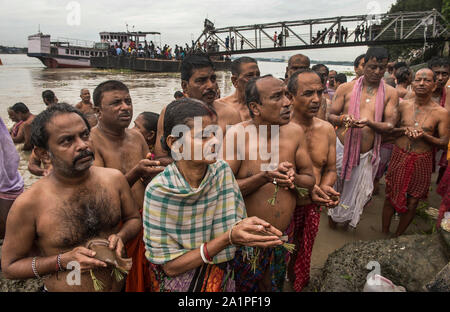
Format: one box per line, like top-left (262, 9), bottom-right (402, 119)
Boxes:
top-left (195, 10), bottom-right (449, 55)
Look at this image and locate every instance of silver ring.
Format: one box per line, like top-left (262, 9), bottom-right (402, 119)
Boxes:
top-left (273, 178), bottom-right (277, 185)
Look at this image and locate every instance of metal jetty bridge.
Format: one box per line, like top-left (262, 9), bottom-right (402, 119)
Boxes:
top-left (195, 9), bottom-right (449, 56)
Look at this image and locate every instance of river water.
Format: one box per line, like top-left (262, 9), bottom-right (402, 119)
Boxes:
top-left (0, 53), bottom-right (354, 189)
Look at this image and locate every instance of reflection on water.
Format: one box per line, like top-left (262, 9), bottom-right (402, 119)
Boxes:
top-left (1, 54), bottom-right (354, 189)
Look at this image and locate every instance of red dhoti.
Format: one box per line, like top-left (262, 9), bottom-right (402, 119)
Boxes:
top-left (437, 165), bottom-right (450, 229)
top-left (292, 203), bottom-right (321, 292)
top-left (385, 145), bottom-right (433, 213)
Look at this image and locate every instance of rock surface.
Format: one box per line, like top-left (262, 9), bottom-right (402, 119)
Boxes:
top-left (309, 233), bottom-right (449, 292)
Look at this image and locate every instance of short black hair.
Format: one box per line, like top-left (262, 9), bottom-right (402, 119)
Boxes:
top-left (364, 47), bottom-right (389, 63)
top-left (335, 73), bottom-right (347, 84)
top-left (139, 112), bottom-right (159, 133)
top-left (395, 67), bottom-right (412, 84)
top-left (31, 103), bottom-right (90, 150)
top-left (231, 56), bottom-right (258, 76)
top-left (394, 62), bottom-right (407, 70)
top-left (245, 74), bottom-right (273, 118)
top-left (174, 91), bottom-right (184, 99)
top-left (287, 69), bottom-right (322, 95)
top-left (93, 80), bottom-right (129, 107)
top-left (42, 90), bottom-right (56, 103)
top-left (427, 57), bottom-right (450, 70)
top-left (354, 54), bottom-right (365, 68)
top-left (311, 64), bottom-right (329, 85)
top-left (161, 98), bottom-right (217, 152)
top-left (10, 102), bottom-right (30, 114)
top-left (181, 54), bottom-right (215, 81)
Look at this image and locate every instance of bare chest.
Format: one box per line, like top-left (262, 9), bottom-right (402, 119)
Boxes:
top-left (36, 188), bottom-right (122, 251)
top-left (96, 137), bottom-right (143, 174)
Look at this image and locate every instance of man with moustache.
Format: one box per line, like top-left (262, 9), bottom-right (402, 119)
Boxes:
top-left (382, 68), bottom-right (449, 236)
top-left (1, 103), bottom-right (141, 291)
top-left (327, 47), bottom-right (398, 230)
top-left (154, 54), bottom-right (241, 163)
top-left (216, 56), bottom-right (260, 121)
top-left (90, 80), bottom-right (164, 292)
top-left (311, 64), bottom-right (331, 121)
top-left (287, 69), bottom-right (339, 291)
top-left (223, 75), bottom-right (315, 292)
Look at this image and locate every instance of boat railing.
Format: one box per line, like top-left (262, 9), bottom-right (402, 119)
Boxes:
top-left (54, 37), bottom-right (96, 48)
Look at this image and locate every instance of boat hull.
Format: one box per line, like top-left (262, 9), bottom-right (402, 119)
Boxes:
top-left (28, 53), bottom-right (91, 68)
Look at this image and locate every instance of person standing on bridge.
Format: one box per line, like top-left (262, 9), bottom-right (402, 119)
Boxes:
top-left (327, 47), bottom-right (398, 230)
top-left (273, 32), bottom-right (277, 47)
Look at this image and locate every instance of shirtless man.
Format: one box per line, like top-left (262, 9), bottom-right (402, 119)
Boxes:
top-left (216, 56), bottom-right (260, 121)
top-left (8, 102), bottom-right (35, 150)
top-left (91, 80), bottom-right (162, 210)
top-left (75, 88), bottom-right (98, 127)
top-left (311, 63), bottom-right (330, 121)
top-left (428, 58), bottom-right (450, 184)
top-left (395, 67), bottom-right (412, 99)
top-left (327, 47), bottom-right (398, 229)
top-left (42, 90), bottom-right (58, 107)
top-left (286, 69), bottom-right (340, 291)
top-left (382, 68), bottom-right (449, 236)
top-left (353, 54), bottom-right (365, 80)
top-left (90, 80), bottom-right (163, 292)
top-left (223, 75), bottom-right (315, 292)
top-left (285, 54), bottom-right (310, 79)
top-left (154, 54), bottom-right (241, 163)
top-left (28, 147), bottom-right (53, 176)
top-left (1, 103), bottom-right (141, 291)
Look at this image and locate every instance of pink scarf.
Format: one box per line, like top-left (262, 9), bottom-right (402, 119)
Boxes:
top-left (341, 76), bottom-right (385, 181)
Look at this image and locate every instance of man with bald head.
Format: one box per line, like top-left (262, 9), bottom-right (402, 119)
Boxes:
top-left (75, 88), bottom-right (97, 127)
top-left (286, 54), bottom-right (310, 79)
top-left (382, 68), bottom-right (449, 236)
top-left (217, 56), bottom-right (260, 121)
top-left (223, 75), bottom-right (315, 291)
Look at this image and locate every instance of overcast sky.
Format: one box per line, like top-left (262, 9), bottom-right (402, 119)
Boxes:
top-left (0, 0), bottom-right (398, 61)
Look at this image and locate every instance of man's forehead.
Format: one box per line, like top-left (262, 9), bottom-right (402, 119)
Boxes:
top-left (415, 69), bottom-right (434, 78)
top-left (431, 65), bottom-right (449, 73)
top-left (240, 62), bottom-right (259, 72)
top-left (257, 77), bottom-right (285, 94)
top-left (47, 113), bottom-right (87, 137)
top-left (366, 57), bottom-right (388, 65)
top-left (102, 89), bottom-right (130, 100)
top-left (191, 66), bottom-right (215, 78)
top-left (298, 72), bottom-right (323, 87)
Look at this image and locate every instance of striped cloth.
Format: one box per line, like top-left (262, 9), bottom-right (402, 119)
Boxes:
top-left (385, 145), bottom-right (433, 213)
top-left (143, 160), bottom-right (246, 265)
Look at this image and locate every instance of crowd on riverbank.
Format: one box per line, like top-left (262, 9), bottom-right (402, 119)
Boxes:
top-left (1, 49), bottom-right (449, 292)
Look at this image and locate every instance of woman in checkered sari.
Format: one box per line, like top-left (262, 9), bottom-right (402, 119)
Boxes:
top-left (143, 98), bottom-right (283, 292)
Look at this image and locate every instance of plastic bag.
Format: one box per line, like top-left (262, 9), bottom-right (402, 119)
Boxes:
top-left (363, 274), bottom-right (406, 292)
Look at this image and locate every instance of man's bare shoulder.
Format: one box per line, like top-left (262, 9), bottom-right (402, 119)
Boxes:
top-left (91, 166), bottom-right (126, 181)
top-left (226, 120), bottom-right (253, 131)
top-left (314, 117), bottom-right (335, 133)
top-left (431, 102), bottom-right (449, 117)
top-left (75, 102), bottom-right (82, 109)
top-left (337, 80), bottom-right (356, 94)
top-left (216, 94), bottom-right (234, 106)
top-left (384, 83), bottom-right (398, 98)
top-left (283, 121), bottom-right (305, 135)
